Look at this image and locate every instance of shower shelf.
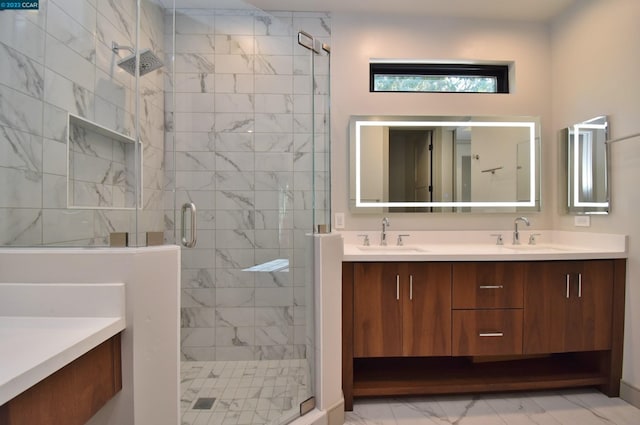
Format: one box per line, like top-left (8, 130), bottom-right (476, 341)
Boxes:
top-left (66, 114), bottom-right (143, 210)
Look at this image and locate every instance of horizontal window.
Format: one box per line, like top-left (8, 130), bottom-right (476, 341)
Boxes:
top-left (370, 62), bottom-right (510, 93)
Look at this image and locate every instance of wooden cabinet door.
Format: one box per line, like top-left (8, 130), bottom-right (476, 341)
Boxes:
top-left (353, 263), bottom-right (403, 357)
top-left (403, 263), bottom-right (452, 356)
top-left (524, 260), bottom-right (613, 354)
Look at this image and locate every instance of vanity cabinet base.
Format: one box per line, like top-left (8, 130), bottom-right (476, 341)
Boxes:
top-left (0, 334), bottom-right (122, 425)
top-left (343, 260), bottom-right (626, 411)
top-left (352, 352), bottom-right (616, 399)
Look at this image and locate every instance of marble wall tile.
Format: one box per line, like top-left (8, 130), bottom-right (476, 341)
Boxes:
top-left (254, 75), bottom-right (294, 94)
top-left (214, 73), bottom-right (253, 93)
top-left (45, 35), bottom-right (95, 91)
top-left (216, 307), bottom-right (255, 328)
top-left (255, 36), bottom-right (292, 56)
top-left (175, 34), bottom-right (215, 54)
top-left (182, 307), bottom-right (216, 328)
top-left (0, 167), bottom-right (42, 208)
top-left (214, 34), bottom-right (253, 55)
top-left (43, 173), bottom-right (67, 208)
top-left (46, 1), bottom-right (96, 64)
top-left (174, 72), bottom-right (215, 93)
top-left (215, 326), bottom-right (254, 347)
top-left (255, 326), bottom-right (292, 346)
top-left (215, 346), bottom-right (255, 361)
top-left (42, 208), bottom-right (94, 244)
top-left (174, 112), bottom-right (215, 132)
top-left (0, 10), bottom-right (45, 63)
top-left (96, 0), bottom-right (134, 44)
top-left (216, 287), bottom-right (255, 307)
top-left (0, 83), bottom-right (44, 136)
top-left (182, 268), bottom-right (215, 289)
top-left (182, 288), bottom-right (216, 308)
top-left (214, 14), bottom-right (254, 36)
top-left (44, 69), bottom-right (94, 120)
top-left (175, 12), bottom-right (214, 36)
top-left (215, 210), bottom-right (254, 230)
top-left (181, 328), bottom-right (215, 348)
top-left (215, 248), bottom-right (256, 269)
top-left (214, 172), bottom-right (254, 191)
top-left (182, 248), bottom-right (215, 269)
top-left (256, 271), bottom-right (291, 288)
top-left (254, 13), bottom-right (293, 37)
top-left (216, 229), bottom-right (255, 249)
top-left (0, 42), bottom-right (45, 100)
top-left (181, 346), bottom-right (216, 362)
top-left (255, 288), bottom-right (293, 307)
top-left (175, 92), bottom-right (215, 113)
top-left (215, 268), bottom-right (255, 289)
top-left (0, 208), bottom-right (42, 245)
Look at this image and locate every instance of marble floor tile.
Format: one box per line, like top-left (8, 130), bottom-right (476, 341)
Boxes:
top-left (345, 389), bottom-right (640, 425)
top-left (181, 359), bottom-right (310, 425)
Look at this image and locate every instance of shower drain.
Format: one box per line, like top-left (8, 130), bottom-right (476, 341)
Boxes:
top-left (192, 397), bottom-right (216, 410)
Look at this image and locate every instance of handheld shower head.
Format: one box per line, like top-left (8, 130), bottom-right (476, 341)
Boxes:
top-left (112, 42), bottom-right (163, 76)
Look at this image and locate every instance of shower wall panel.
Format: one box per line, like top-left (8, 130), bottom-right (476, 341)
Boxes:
top-left (166, 8), bottom-right (330, 361)
top-left (0, 0), bottom-right (165, 246)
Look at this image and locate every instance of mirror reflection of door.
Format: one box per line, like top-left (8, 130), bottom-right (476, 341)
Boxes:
top-left (388, 129), bottom-right (433, 212)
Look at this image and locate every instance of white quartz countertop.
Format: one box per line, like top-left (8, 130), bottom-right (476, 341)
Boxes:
top-left (0, 283), bottom-right (125, 405)
top-left (341, 230), bottom-right (627, 261)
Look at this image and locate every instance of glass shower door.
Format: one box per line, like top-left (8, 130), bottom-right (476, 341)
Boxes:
top-left (165, 2), bottom-right (330, 424)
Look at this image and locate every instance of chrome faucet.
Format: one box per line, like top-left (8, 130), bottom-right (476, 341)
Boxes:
top-left (513, 216), bottom-right (530, 245)
top-left (381, 217), bottom-right (390, 246)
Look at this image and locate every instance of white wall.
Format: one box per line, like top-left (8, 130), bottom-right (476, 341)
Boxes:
top-left (331, 12), bottom-right (553, 231)
top-left (550, 0), bottom-right (640, 394)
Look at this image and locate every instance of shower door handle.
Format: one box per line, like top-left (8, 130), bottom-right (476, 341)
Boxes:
top-left (181, 202), bottom-right (197, 248)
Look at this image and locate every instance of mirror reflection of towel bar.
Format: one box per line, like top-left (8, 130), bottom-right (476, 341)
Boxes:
top-left (481, 166), bottom-right (503, 174)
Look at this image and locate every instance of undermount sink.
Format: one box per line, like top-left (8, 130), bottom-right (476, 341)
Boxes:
top-left (503, 244), bottom-right (574, 252)
top-left (357, 245), bottom-right (428, 253)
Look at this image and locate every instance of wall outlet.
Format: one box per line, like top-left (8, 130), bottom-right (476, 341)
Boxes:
top-left (574, 215), bottom-right (591, 227)
top-left (334, 213), bottom-right (345, 229)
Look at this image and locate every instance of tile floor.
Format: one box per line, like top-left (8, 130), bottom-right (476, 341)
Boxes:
top-left (345, 389), bottom-right (640, 425)
top-left (181, 359), bottom-right (311, 425)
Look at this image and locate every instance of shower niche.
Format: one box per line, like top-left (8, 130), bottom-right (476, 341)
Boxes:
top-left (67, 114), bottom-right (142, 210)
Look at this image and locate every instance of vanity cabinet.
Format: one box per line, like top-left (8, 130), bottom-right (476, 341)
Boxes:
top-left (523, 260), bottom-right (614, 354)
top-left (0, 334), bottom-right (122, 425)
top-left (353, 262), bottom-right (451, 357)
top-left (343, 259), bottom-right (626, 411)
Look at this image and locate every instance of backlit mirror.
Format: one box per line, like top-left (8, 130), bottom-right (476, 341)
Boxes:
top-left (349, 116), bottom-right (541, 213)
top-left (563, 115), bottom-right (609, 214)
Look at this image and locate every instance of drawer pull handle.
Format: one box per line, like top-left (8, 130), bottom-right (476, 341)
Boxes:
top-left (578, 273), bottom-right (582, 298)
top-left (409, 275), bottom-right (413, 300)
top-left (566, 274), bottom-right (570, 298)
top-left (479, 285), bottom-right (504, 289)
top-left (396, 275), bottom-right (400, 300)
top-left (479, 332), bottom-right (504, 337)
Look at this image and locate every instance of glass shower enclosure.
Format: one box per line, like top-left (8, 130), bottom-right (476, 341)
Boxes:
top-left (163, 2), bottom-right (331, 424)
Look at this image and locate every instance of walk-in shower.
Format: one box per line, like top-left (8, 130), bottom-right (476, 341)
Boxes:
top-left (112, 41), bottom-right (164, 76)
top-left (0, 0), bottom-right (330, 423)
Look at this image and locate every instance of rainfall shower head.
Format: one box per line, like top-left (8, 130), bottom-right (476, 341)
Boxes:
top-left (111, 42), bottom-right (163, 76)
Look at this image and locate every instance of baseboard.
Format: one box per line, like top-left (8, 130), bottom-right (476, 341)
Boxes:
top-left (620, 380), bottom-right (640, 409)
top-left (327, 398), bottom-right (345, 425)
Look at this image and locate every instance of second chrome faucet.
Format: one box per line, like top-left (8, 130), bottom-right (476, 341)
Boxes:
top-left (381, 217), bottom-right (390, 246)
top-left (513, 216), bottom-right (530, 245)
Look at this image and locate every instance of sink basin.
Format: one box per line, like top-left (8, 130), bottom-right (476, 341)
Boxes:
top-left (503, 244), bottom-right (575, 252)
top-left (357, 245), bottom-right (428, 253)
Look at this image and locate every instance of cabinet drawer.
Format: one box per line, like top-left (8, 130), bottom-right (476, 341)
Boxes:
top-left (452, 309), bottom-right (523, 356)
top-left (453, 262), bottom-right (524, 309)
